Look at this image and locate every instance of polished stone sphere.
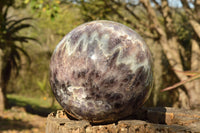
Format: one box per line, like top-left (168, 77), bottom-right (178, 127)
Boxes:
top-left (50, 20), bottom-right (153, 123)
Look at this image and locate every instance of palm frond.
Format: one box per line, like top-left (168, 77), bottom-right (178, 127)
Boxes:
top-left (7, 24), bottom-right (32, 35)
top-left (0, 4), bottom-right (37, 85)
top-left (7, 17), bottom-right (33, 31)
top-left (12, 48), bottom-right (21, 62)
top-left (12, 44), bottom-right (31, 64)
top-left (11, 36), bottom-right (39, 44)
top-left (11, 49), bottom-right (22, 76)
top-left (1, 55), bottom-right (12, 84)
top-left (3, 6), bottom-right (10, 20)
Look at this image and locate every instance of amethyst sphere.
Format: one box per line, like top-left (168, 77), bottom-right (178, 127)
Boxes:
top-left (50, 20), bottom-right (153, 123)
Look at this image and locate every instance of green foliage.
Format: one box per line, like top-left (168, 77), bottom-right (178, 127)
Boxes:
top-left (174, 13), bottom-right (193, 44)
top-left (2, 0), bottom-right (199, 110)
top-left (76, 0), bottom-right (114, 21)
top-left (7, 94), bottom-right (61, 111)
top-left (7, 3), bottom-right (83, 98)
top-left (75, 0), bottom-right (148, 33)
top-left (38, 4), bottom-right (83, 36)
top-left (0, 0), bottom-right (15, 7)
top-left (173, 12), bottom-right (193, 71)
top-left (24, 0), bottom-right (62, 20)
top-left (37, 73), bottom-right (48, 94)
top-left (0, 6), bottom-right (37, 86)
top-left (74, 0), bottom-right (200, 107)
top-left (0, 0), bottom-right (38, 109)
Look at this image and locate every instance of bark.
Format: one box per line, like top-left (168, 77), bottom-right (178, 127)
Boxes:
top-left (189, 20), bottom-right (200, 39)
top-left (151, 41), bottom-right (163, 106)
top-left (141, 0), bottom-right (185, 72)
top-left (180, 0), bottom-right (200, 107)
top-left (0, 87), bottom-right (5, 113)
top-left (46, 108), bottom-right (200, 133)
top-left (79, 0), bottom-right (200, 108)
top-left (0, 64), bottom-right (8, 111)
top-left (0, 56), bottom-right (10, 110)
top-left (177, 88), bottom-right (190, 109)
top-left (0, 52), bottom-right (4, 112)
top-left (141, 0), bottom-right (190, 106)
top-left (0, 82), bottom-right (8, 111)
top-left (187, 39), bottom-right (200, 107)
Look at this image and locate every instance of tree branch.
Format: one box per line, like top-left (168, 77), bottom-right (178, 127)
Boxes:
top-left (180, 0), bottom-right (195, 19)
top-left (194, 0), bottom-right (200, 15)
top-left (160, 0), bottom-right (173, 33)
top-left (140, 0), bottom-right (166, 37)
top-left (110, 0), bottom-right (141, 21)
top-left (152, 0), bottom-right (161, 10)
top-left (189, 20), bottom-right (200, 39)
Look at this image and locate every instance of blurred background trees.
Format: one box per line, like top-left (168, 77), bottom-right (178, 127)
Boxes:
top-left (74, 0), bottom-right (200, 109)
top-left (0, 0), bottom-right (37, 111)
top-left (0, 0), bottom-right (200, 112)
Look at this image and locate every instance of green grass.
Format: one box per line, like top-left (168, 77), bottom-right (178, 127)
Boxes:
top-left (7, 94), bottom-right (58, 108)
top-left (7, 94), bottom-right (62, 116)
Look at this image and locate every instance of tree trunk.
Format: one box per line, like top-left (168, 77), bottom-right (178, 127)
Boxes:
top-left (190, 20), bottom-right (200, 39)
top-left (0, 55), bottom-right (12, 110)
top-left (151, 41), bottom-right (163, 106)
top-left (0, 87), bottom-right (5, 113)
top-left (46, 107), bottom-right (200, 133)
top-left (0, 84), bottom-right (8, 112)
top-left (141, 1), bottom-right (190, 107)
top-left (160, 36), bottom-right (190, 108)
top-left (0, 52), bottom-right (5, 112)
top-left (187, 39), bottom-right (200, 108)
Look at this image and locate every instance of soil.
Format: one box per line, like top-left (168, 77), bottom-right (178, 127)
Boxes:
top-left (0, 106), bottom-right (46, 133)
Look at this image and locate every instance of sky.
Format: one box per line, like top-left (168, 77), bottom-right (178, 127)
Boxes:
top-left (125, 0), bottom-right (195, 8)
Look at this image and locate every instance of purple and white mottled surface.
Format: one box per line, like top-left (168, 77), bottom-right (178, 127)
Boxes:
top-left (50, 20), bottom-right (153, 123)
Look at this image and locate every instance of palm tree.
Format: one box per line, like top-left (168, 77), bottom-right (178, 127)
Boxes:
top-left (0, 4), bottom-right (37, 111)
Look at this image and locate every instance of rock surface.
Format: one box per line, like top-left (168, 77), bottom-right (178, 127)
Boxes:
top-left (50, 20), bottom-right (153, 123)
top-left (46, 107), bottom-right (200, 133)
